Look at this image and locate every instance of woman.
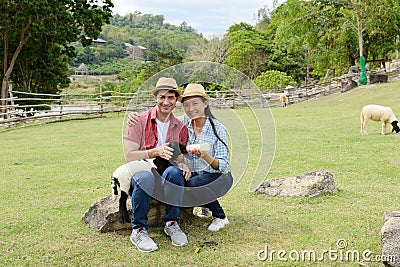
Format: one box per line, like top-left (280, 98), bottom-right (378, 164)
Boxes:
top-left (179, 83), bottom-right (233, 231)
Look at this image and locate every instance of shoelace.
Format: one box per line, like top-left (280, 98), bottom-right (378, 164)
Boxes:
top-left (167, 223), bottom-right (180, 234)
top-left (135, 229), bottom-right (149, 242)
top-left (212, 218), bottom-right (224, 225)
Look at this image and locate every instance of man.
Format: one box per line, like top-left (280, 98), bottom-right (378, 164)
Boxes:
top-left (123, 77), bottom-right (189, 252)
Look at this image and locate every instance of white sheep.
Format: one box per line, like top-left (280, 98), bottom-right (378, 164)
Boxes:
top-left (111, 160), bottom-right (156, 224)
top-left (279, 93), bottom-right (287, 107)
top-left (111, 141), bottom-right (188, 224)
top-left (360, 104), bottom-right (400, 135)
top-left (111, 160), bottom-right (155, 200)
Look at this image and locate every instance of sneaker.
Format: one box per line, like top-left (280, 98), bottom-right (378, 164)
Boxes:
top-left (164, 221), bottom-right (188, 246)
top-left (196, 207), bottom-right (211, 218)
top-left (208, 217), bottom-right (229, 232)
top-left (130, 228), bottom-right (158, 253)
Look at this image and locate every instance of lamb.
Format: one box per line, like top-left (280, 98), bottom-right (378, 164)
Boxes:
top-left (360, 104), bottom-right (400, 135)
top-left (279, 93), bottom-right (287, 107)
top-left (111, 141), bottom-right (188, 224)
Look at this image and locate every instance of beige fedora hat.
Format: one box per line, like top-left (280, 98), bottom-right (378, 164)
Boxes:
top-left (180, 83), bottom-right (209, 102)
top-left (151, 77), bottom-right (182, 96)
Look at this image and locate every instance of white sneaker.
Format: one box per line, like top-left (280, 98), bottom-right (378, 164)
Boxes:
top-left (130, 228), bottom-right (158, 252)
top-left (196, 207), bottom-right (211, 218)
top-left (207, 217), bottom-right (229, 231)
top-left (164, 221), bottom-right (188, 246)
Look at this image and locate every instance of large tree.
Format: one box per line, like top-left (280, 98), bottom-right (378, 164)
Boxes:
top-left (225, 23), bottom-right (272, 79)
top-left (0, 0), bottom-right (113, 116)
top-left (302, 0), bottom-right (399, 78)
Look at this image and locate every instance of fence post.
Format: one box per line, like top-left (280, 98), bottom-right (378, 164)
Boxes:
top-left (117, 85), bottom-right (121, 116)
top-left (59, 93), bottom-right (64, 120)
top-left (99, 78), bottom-right (104, 116)
top-left (8, 84), bottom-right (14, 119)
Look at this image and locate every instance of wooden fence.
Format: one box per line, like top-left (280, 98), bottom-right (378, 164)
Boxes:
top-left (0, 84), bottom-right (269, 128)
top-left (0, 69), bottom-right (394, 129)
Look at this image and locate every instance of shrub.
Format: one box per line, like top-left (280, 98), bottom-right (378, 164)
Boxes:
top-left (254, 70), bottom-right (295, 92)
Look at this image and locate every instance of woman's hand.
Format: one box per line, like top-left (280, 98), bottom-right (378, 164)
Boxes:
top-left (188, 147), bottom-right (218, 170)
top-left (178, 162), bottom-right (191, 181)
top-left (187, 147), bottom-right (207, 158)
top-left (127, 112), bottom-right (140, 126)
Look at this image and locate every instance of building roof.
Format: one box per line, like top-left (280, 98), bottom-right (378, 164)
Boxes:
top-left (92, 38), bottom-right (107, 44)
top-left (75, 63), bottom-right (88, 71)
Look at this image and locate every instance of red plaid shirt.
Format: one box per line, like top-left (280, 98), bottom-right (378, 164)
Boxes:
top-left (124, 106), bottom-right (188, 149)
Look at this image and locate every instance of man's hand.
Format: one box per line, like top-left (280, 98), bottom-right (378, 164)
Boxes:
top-left (157, 142), bottom-right (174, 160)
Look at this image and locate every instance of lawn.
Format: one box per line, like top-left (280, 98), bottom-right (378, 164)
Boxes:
top-left (0, 80), bottom-right (399, 266)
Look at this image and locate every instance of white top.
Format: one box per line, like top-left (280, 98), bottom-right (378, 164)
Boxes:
top-left (156, 118), bottom-right (170, 147)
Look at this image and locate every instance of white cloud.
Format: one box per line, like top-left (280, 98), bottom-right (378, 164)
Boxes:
top-left (111, 0), bottom-right (278, 37)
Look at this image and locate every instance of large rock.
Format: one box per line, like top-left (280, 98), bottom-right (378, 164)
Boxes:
top-left (381, 211), bottom-right (400, 267)
top-left (341, 78), bottom-right (358, 92)
top-left (369, 73), bottom-right (388, 84)
top-left (255, 170), bottom-right (337, 197)
top-left (82, 195), bottom-right (194, 232)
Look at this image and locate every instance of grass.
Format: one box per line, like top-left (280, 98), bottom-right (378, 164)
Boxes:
top-left (1, 80), bottom-right (400, 266)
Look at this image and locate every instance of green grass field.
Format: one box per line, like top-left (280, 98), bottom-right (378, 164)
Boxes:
top-left (1, 81), bottom-right (399, 266)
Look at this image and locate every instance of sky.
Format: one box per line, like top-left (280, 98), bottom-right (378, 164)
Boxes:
top-left (111, 0), bottom-right (279, 38)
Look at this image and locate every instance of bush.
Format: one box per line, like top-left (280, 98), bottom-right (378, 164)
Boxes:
top-left (254, 70), bottom-right (295, 92)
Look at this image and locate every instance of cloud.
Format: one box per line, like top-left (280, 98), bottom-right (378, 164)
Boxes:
top-left (111, 0), bottom-right (277, 37)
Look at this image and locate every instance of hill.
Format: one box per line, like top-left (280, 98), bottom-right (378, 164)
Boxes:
top-left (70, 12), bottom-right (203, 75)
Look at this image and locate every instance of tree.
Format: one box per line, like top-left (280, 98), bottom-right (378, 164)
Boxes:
top-left (225, 23), bottom-right (272, 79)
top-left (0, 0), bottom-right (113, 117)
top-left (301, 0), bottom-right (399, 79)
top-left (186, 37), bottom-right (229, 63)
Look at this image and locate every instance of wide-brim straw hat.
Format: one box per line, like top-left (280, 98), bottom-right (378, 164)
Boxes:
top-left (180, 83), bottom-right (209, 102)
top-left (151, 77), bottom-right (182, 96)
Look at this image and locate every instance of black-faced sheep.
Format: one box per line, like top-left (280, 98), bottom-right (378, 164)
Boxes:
top-left (360, 104), bottom-right (400, 135)
top-left (111, 141), bottom-right (188, 224)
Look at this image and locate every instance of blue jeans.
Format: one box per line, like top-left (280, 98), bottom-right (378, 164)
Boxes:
top-left (130, 166), bottom-right (185, 229)
top-left (185, 172), bottom-right (233, 219)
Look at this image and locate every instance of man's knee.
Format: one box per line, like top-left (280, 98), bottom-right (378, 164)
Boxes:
top-left (163, 166), bottom-right (184, 186)
top-left (132, 171), bottom-right (155, 191)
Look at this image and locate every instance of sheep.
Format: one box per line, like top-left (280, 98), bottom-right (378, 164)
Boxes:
top-left (279, 93), bottom-right (287, 107)
top-left (111, 141), bottom-right (188, 224)
top-left (360, 104), bottom-right (400, 135)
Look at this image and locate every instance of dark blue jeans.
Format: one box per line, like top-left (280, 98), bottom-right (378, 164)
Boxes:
top-left (130, 166), bottom-right (185, 229)
top-left (185, 172), bottom-right (233, 219)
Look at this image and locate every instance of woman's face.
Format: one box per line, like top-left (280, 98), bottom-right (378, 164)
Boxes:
top-left (182, 96), bottom-right (208, 119)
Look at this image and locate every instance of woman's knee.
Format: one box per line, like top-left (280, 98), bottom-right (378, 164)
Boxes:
top-left (224, 172), bottom-right (234, 188)
top-left (163, 166), bottom-right (184, 186)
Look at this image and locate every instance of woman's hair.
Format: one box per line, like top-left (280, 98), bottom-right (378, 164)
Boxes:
top-left (200, 97), bottom-right (228, 148)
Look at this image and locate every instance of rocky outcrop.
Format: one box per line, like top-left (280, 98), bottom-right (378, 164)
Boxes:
top-left (82, 195), bottom-right (194, 232)
top-left (381, 211), bottom-right (400, 267)
top-left (256, 170), bottom-right (337, 197)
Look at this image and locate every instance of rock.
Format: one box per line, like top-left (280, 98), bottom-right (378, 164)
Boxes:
top-left (255, 170), bottom-right (337, 197)
top-left (341, 78), bottom-right (358, 92)
top-left (369, 73), bottom-right (388, 84)
top-left (381, 211), bottom-right (400, 267)
top-left (82, 195), bottom-right (194, 232)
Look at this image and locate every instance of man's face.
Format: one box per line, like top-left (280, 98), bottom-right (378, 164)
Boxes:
top-left (155, 90), bottom-right (177, 115)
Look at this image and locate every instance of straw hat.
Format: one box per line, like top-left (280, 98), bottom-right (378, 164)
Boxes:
top-left (151, 77), bottom-right (182, 96)
top-left (180, 83), bottom-right (209, 102)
